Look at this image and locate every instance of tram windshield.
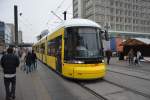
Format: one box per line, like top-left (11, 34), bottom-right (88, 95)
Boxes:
top-left (64, 27), bottom-right (103, 62)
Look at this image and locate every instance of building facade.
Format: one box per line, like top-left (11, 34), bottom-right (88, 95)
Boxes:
top-left (5, 24), bottom-right (13, 45)
top-left (0, 22), bottom-right (17, 53)
top-left (6, 23), bottom-right (15, 43)
top-left (73, 0), bottom-right (150, 34)
top-left (0, 21), bottom-right (5, 53)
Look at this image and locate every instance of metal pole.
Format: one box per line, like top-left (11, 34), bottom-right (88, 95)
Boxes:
top-left (14, 5), bottom-right (18, 46)
top-left (63, 11), bottom-right (67, 20)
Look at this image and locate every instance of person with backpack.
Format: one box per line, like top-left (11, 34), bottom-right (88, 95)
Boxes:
top-left (31, 50), bottom-right (37, 70)
top-left (25, 51), bottom-right (32, 73)
top-left (136, 50), bottom-right (142, 65)
top-left (105, 49), bottom-right (112, 64)
top-left (1, 47), bottom-right (20, 100)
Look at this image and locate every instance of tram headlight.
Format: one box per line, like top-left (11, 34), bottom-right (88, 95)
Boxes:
top-left (65, 60), bottom-right (85, 64)
top-left (102, 60), bottom-right (105, 63)
top-left (74, 61), bottom-right (84, 64)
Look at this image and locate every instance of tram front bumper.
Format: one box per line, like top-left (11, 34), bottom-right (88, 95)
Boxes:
top-left (62, 64), bottom-right (106, 80)
top-left (73, 65), bottom-right (106, 79)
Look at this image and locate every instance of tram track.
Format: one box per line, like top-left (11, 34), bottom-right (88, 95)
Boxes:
top-left (76, 78), bottom-right (150, 100)
top-left (38, 60), bottom-right (150, 100)
top-left (103, 79), bottom-right (150, 99)
top-left (38, 60), bottom-right (150, 99)
top-left (110, 63), bottom-right (150, 74)
top-left (107, 69), bottom-right (150, 81)
top-left (76, 81), bottom-right (108, 100)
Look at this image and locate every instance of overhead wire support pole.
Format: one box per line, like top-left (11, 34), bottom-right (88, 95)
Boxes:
top-left (63, 11), bottom-right (67, 20)
top-left (14, 5), bottom-right (18, 46)
top-left (51, 11), bottom-right (63, 21)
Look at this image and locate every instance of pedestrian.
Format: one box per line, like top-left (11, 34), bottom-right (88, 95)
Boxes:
top-left (133, 56), bottom-right (138, 65)
top-left (127, 49), bottom-right (134, 65)
top-left (0, 47), bottom-right (20, 100)
top-left (14, 47), bottom-right (19, 57)
top-left (105, 49), bottom-right (112, 64)
top-left (25, 51), bottom-right (32, 73)
top-left (20, 50), bottom-right (27, 71)
top-left (31, 50), bottom-right (37, 70)
top-left (136, 50), bottom-right (141, 65)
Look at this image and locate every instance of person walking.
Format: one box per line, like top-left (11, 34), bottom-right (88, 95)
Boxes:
top-left (20, 50), bottom-right (27, 71)
top-left (136, 50), bottom-right (141, 65)
top-left (25, 51), bottom-right (32, 73)
top-left (127, 49), bottom-right (134, 65)
top-left (31, 50), bottom-right (37, 70)
top-left (1, 47), bottom-right (20, 100)
top-left (105, 49), bottom-right (112, 64)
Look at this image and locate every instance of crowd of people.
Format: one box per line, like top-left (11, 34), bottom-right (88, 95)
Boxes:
top-left (105, 48), bottom-right (142, 66)
top-left (127, 49), bottom-right (142, 65)
top-left (0, 47), bottom-right (37, 100)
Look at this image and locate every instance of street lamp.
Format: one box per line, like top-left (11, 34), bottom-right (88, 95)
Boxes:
top-left (14, 5), bottom-right (18, 46)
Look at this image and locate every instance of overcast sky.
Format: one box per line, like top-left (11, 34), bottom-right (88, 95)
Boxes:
top-left (0, 0), bottom-right (73, 43)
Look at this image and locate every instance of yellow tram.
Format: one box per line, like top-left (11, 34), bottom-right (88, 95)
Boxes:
top-left (33, 19), bottom-right (108, 79)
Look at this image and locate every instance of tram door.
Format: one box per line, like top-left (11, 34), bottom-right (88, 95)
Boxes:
top-left (41, 43), bottom-right (45, 63)
top-left (45, 41), bottom-right (47, 64)
top-left (55, 36), bottom-right (62, 73)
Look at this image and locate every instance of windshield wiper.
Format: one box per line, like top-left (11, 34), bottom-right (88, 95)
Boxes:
top-left (75, 56), bottom-right (103, 60)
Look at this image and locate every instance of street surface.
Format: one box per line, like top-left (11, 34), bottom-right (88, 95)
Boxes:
top-left (0, 55), bottom-right (150, 100)
top-left (75, 57), bottom-right (150, 100)
top-left (0, 57), bottom-right (100, 100)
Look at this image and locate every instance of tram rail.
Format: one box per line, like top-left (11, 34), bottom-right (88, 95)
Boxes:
top-left (107, 69), bottom-right (150, 81)
top-left (76, 81), bottom-right (108, 100)
top-left (104, 79), bottom-right (150, 99)
top-left (76, 78), bottom-right (150, 100)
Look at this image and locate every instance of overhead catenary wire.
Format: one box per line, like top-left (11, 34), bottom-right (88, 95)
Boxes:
top-left (51, 11), bottom-right (63, 21)
top-left (19, 18), bottom-right (32, 31)
top-left (54, 0), bottom-right (66, 12)
top-left (46, 0), bottom-right (66, 28)
top-left (47, 0), bottom-right (73, 29)
top-left (19, 14), bottom-right (32, 26)
top-left (65, 2), bottom-right (72, 11)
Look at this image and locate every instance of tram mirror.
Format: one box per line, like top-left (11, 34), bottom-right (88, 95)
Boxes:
top-left (104, 30), bottom-right (109, 41)
top-left (100, 30), bottom-right (109, 41)
top-left (100, 30), bottom-right (105, 39)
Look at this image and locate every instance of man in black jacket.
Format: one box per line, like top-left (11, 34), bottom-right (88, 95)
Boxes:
top-left (31, 50), bottom-right (37, 70)
top-left (105, 49), bottom-right (112, 64)
top-left (1, 47), bottom-right (20, 100)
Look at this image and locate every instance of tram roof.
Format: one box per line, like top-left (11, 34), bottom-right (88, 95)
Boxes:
top-left (61, 19), bottom-right (101, 28)
top-left (35, 19), bottom-right (101, 43)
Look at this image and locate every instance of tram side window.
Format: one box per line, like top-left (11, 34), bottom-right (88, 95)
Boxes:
top-left (40, 43), bottom-right (45, 54)
top-left (36, 46), bottom-right (38, 52)
top-left (47, 40), bottom-right (56, 56)
top-left (55, 36), bottom-right (62, 57)
top-left (47, 36), bottom-right (62, 56)
top-left (35, 46), bottom-right (39, 53)
top-left (37, 46), bottom-right (40, 53)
